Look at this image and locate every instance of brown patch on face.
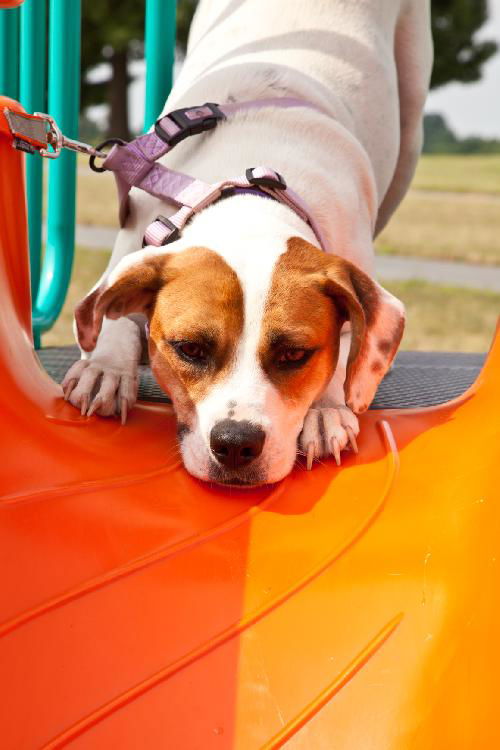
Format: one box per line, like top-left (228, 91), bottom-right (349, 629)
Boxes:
top-left (148, 246), bottom-right (244, 425)
top-left (263, 237), bottom-right (404, 415)
top-left (259, 239), bottom-right (344, 403)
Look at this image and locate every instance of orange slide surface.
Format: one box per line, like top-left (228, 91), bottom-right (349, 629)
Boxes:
top-left (1, 97), bottom-right (500, 749)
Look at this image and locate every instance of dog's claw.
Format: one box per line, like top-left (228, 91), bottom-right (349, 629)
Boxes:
top-left (80, 394), bottom-right (89, 416)
top-left (306, 442), bottom-right (315, 471)
top-left (346, 426), bottom-right (358, 454)
top-left (331, 437), bottom-right (341, 466)
top-left (63, 379), bottom-right (77, 401)
top-left (120, 397), bottom-right (128, 425)
top-left (87, 396), bottom-right (102, 417)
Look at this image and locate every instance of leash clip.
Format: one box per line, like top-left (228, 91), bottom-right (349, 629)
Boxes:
top-left (4, 108), bottom-right (108, 160)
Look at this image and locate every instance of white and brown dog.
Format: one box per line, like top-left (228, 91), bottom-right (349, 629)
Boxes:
top-left (63, 0), bottom-right (433, 486)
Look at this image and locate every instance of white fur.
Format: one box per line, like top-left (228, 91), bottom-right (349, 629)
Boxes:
top-left (65, 0), bottom-right (433, 483)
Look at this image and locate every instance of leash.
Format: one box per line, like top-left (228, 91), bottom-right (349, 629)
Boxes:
top-left (4, 98), bottom-right (328, 251)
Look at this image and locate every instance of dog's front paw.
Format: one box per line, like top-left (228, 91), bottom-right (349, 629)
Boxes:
top-left (299, 404), bottom-right (359, 470)
top-left (61, 359), bottom-right (138, 424)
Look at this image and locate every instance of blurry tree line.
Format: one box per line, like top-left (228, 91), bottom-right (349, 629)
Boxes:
top-left (423, 113), bottom-right (500, 153)
top-left (80, 0), bottom-right (498, 150)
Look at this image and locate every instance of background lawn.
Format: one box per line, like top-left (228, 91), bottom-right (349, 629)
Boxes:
top-left (411, 154), bottom-right (500, 195)
top-left (376, 191), bottom-right (500, 265)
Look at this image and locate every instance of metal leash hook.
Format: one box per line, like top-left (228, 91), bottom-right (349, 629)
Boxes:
top-left (4, 108), bottom-right (108, 161)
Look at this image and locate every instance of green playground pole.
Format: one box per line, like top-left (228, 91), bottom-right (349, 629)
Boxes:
top-left (144, 0), bottom-right (176, 132)
top-left (0, 5), bottom-right (20, 100)
top-left (20, 0), bottom-right (46, 307)
top-left (33, 0), bottom-right (80, 338)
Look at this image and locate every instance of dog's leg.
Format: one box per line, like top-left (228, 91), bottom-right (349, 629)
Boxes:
top-left (375, 0), bottom-right (433, 236)
top-left (299, 329), bottom-right (359, 468)
top-left (61, 316), bottom-right (142, 422)
top-left (61, 219), bottom-right (150, 421)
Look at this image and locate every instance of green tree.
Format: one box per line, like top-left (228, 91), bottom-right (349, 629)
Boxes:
top-left (430, 0), bottom-right (498, 88)
top-left (82, 0), bottom-right (146, 140)
top-left (423, 113), bottom-right (459, 152)
top-left (423, 113), bottom-right (500, 153)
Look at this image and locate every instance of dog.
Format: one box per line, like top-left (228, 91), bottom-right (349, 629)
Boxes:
top-left (62, 0), bottom-right (433, 486)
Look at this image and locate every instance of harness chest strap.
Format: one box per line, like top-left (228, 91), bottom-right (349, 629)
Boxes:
top-left (99, 98), bottom-right (330, 250)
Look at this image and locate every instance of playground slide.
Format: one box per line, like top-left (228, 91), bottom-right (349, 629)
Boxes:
top-left (1, 97), bottom-right (500, 749)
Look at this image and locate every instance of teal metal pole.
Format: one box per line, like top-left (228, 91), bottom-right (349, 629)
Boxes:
top-left (20, 0), bottom-right (46, 309)
top-left (33, 0), bottom-right (80, 336)
top-left (0, 5), bottom-right (20, 100)
top-left (144, 0), bottom-right (176, 132)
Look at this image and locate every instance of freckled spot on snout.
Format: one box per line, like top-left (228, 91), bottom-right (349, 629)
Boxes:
top-left (378, 339), bottom-right (392, 356)
top-left (378, 319), bottom-right (405, 358)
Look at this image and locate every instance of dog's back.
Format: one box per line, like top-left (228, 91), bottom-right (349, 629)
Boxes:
top-left (172, 0), bottom-right (430, 210)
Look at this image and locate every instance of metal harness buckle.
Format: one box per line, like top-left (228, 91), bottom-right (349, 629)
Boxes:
top-left (155, 103), bottom-right (226, 147)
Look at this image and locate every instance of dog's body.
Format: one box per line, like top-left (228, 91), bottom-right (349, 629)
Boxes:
top-left (64, 0), bottom-right (432, 485)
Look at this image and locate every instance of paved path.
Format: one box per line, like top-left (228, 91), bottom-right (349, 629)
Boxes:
top-left (74, 224), bottom-right (500, 293)
top-left (375, 255), bottom-right (500, 293)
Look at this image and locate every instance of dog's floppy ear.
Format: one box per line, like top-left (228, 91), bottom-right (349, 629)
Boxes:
top-left (75, 254), bottom-right (170, 352)
top-left (323, 255), bottom-right (405, 413)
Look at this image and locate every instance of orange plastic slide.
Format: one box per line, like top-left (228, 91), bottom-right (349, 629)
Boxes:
top-left (1, 98), bottom-right (499, 749)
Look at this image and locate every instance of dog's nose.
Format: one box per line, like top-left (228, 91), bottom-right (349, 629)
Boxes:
top-left (210, 419), bottom-right (265, 469)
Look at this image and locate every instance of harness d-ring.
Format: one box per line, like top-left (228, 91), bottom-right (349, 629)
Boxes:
top-left (89, 138), bottom-right (127, 173)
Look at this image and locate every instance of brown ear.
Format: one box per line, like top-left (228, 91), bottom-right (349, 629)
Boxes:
top-left (323, 256), bottom-right (405, 413)
top-left (75, 255), bottom-right (169, 352)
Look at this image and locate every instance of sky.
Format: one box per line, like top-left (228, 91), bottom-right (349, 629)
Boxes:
top-left (425, 0), bottom-right (500, 138)
top-left (121, 1), bottom-right (500, 138)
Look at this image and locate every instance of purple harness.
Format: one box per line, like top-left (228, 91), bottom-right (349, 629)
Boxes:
top-left (95, 99), bottom-right (329, 250)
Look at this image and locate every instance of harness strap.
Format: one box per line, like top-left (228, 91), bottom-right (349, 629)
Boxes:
top-left (142, 166), bottom-right (328, 250)
top-left (100, 97), bottom-right (328, 249)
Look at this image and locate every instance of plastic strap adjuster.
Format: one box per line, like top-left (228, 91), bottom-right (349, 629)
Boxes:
top-left (143, 215), bottom-right (181, 247)
top-left (155, 103), bottom-right (226, 148)
top-left (245, 167), bottom-right (287, 190)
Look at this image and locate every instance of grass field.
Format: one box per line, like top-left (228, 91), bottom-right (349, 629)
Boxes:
top-left (375, 191), bottom-right (500, 265)
top-left (411, 154), bottom-right (500, 195)
top-left (381, 279), bottom-right (499, 352)
top-left (42, 246), bottom-right (499, 353)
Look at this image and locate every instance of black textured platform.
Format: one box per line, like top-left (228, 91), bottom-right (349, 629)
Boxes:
top-left (37, 346), bottom-right (486, 410)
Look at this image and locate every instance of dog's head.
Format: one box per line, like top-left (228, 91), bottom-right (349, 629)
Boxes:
top-left (75, 231), bottom-right (404, 486)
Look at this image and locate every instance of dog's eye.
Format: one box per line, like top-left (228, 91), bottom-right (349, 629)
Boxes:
top-left (276, 348), bottom-right (313, 369)
top-left (180, 342), bottom-right (205, 359)
top-left (171, 341), bottom-right (209, 364)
